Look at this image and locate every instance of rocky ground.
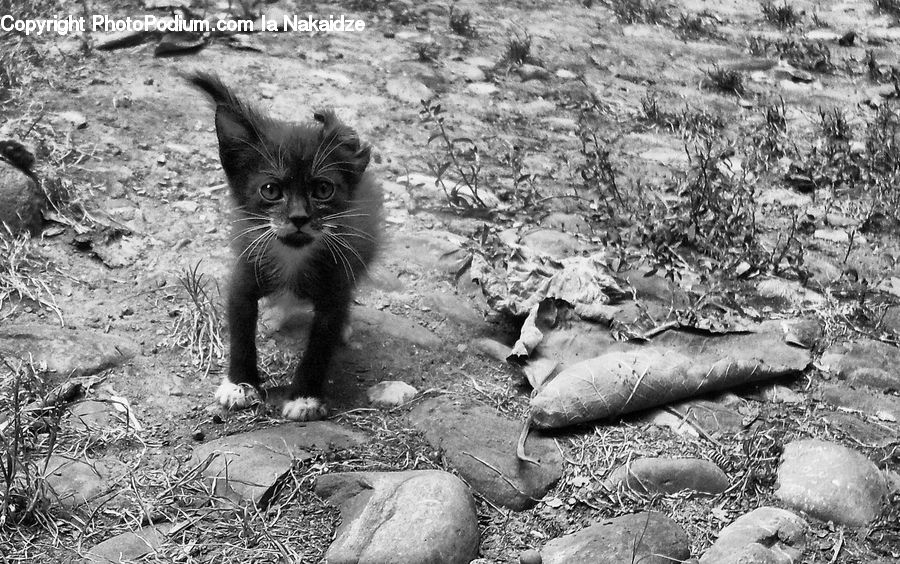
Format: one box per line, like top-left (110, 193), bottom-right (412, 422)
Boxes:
top-left (1, 0), bottom-right (900, 562)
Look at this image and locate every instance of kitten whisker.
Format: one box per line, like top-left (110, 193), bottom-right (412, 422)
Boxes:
top-left (321, 208), bottom-right (369, 219)
top-left (324, 222), bottom-right (377, 241)
top-left (322, 233), bottom-right (355, 284)
top-left (312, 129), bottom-right (342, 172)
top-left (329, 232), bottom-right (368, 273)
top-left (240, 227), bottom-right (274, 261)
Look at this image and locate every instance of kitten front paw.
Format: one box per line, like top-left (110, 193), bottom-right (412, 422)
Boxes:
top-left (215, 379), bottom-right (261, 410)
top-left (281, 397), bottom-right (327, 421)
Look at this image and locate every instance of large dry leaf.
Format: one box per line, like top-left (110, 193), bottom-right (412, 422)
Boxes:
top-left (531, 321), bottom-right (811, 429)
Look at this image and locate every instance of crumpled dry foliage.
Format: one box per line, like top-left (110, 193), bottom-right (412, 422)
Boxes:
top-left (531, 321), bottom-right (812, 429)
top-left (469, 251), bottom-right (628, 357)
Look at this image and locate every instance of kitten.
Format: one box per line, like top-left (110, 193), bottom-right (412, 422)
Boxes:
top-left (187, 73), bottom-right (381, 421)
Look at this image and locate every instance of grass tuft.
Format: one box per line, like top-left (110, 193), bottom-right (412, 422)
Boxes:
top-left (610, 0), bottom-right (670, 24)
top-left (760, 0), bottom-right (802, 28)
top-left (503, 31), bottom-right (532, 66)
top-left (167, 262), bottom-right (225, 377)
top-left (449, 7), bottom-right (477, 37)
top-left (704, 66), bottom-right (745, 96)
top-left (0, 227), bottom-right (62, 324)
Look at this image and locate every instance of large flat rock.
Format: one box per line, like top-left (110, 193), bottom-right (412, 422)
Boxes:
top-left (775, 439), bottom-right (889, 526)
top-left (83, 523), bottom-right (173, 563)
top-left (43, 454), bottom-right (127, 510)
top-left (315, 470), bottom-right (479, 564)
top-left (541, 512), bottom-right (690, 564)
top-left (0, 324), bottom-right (139, 377)
top-left (189, 422), bottom-right (365, 506)
top-left (820, 339), bottom-right (900, 391)
top-left (409, 396), bottom-right (563, 510)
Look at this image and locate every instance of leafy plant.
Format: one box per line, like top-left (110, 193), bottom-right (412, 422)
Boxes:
top-left (419, 99), bottom-right (488, 210)
top-left (449, 7), bottom-right (477, 37)
top-left (414, 42), bottom-right (440, 62)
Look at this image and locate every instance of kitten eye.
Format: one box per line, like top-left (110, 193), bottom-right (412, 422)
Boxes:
top-left (259, 182), bottom-right (282, 202)
top-left (311, 179), bottom-right (335, 200)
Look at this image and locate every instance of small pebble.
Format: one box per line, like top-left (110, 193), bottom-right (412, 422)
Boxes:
top-left (192, 429), bottom-right (205, 441)
top-left (520, 549), bottom-right (542, 564)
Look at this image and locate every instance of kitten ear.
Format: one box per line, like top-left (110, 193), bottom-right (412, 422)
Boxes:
top-left (214, 106), bottom-right (255, 152)
top-left (315, 109), bottom-right (370, 176)
top-left (187, 72), bottom-right (263, 178)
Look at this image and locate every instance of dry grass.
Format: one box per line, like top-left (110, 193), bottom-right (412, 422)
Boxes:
top-left (167, 262), bottom-right (226, 377)
top-left (0, 227), bottom-right (62, 324)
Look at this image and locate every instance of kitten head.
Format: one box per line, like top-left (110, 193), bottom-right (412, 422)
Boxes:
top-left (187, 72), bottom-right (371, 251)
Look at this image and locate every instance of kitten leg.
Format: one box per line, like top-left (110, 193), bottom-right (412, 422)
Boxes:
top-left (218, 263), bottom-right (263, 410)
top-left (281, 299), bottom-right (349, 421)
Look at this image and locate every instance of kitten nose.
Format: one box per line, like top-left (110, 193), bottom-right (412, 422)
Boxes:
top-left (289, 214), bottom-right (310, 230)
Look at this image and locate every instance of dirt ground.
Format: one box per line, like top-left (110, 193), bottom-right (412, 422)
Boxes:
top-left (1, 0), bottom-right (900, 562)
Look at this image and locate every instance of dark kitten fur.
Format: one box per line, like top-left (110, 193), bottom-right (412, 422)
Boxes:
top-left (188, 73), bottom-right (381, 421)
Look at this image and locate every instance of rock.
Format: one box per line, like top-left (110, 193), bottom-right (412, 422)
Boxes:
top-left (820, 384), bottom-right (900, 420)
top-left (56, 111), bottom-right (88, 129)
top-left (517, 64), bottom-right (551, 81)
top-left (520, 549), bottom-right (542, 564)
top-left (471, 338), bottom-right (512, 361)
top-left (555, 69), bottom-right (577, 79)
top-left (409, 397), bottom-right (563, 510)
top-left (84, 523), bottom-right (173, 563)
top-left (466, 82), bottom-right (499, 96)
top-left (780, 318), bottom-right (822, 349)
top-left (66, 400), bottom-right (126, 433)
top-left (814, 228), bottom-right (854, 243)
top-left (775, 439), bottom-right (889, 526)
top-left (820, 340), bottom-right (900, 391)
top-left (0, 325), bottom-right (139, 378)
top-left (43, 455), bottom-right (126, 510)
top-left (604, 457), bottom-right (730, 496)
top-left (189, 422), bottom-right (365, 506)
top-left (699, 507), bottom-right (806, 564)
top-left (541, 512), bottom-right (690, 564)
top-left (0, 159), bottom-right (43, 234)
top-left (543, 212), bottom-right (592, 235)
top-left (367, 381), bottom-right (417, 408)
top-left (520, 229), bottom-right (585, 259)
top-left (423, 292), bottom-right (483, 325)
top-left (746, 384), bottom-right (804, 404)
top-left (386, 78), bottom-right (433, 105)
top-left (668, 393), bottom-right (748, 436)
top-left (823, 412), bottom-right (897, 448)
top-left (389, 230), bottom-right (468, 274)
top-left (755, 278), bottom-right (825, 308)
top-left (352, 307), bottom-right (441, 348)
top-left (315, 470), bottom-right (479, 564)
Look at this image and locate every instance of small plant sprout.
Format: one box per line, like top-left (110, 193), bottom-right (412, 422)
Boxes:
top-left (419, 98), bottom-right (488, 211)
top-left (168, 261), bottom-right (225, 376)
